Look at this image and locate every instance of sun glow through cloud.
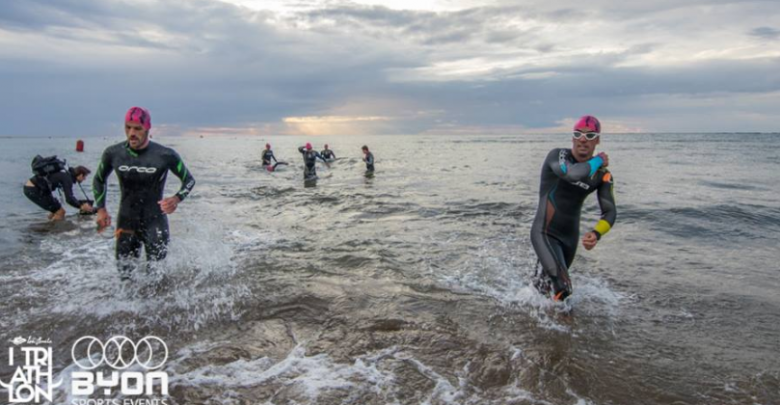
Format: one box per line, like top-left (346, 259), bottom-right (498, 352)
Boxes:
top-left (282, 115), bottom-right (393, 136)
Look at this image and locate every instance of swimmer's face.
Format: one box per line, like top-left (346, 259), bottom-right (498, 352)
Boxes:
top-left (125, 122), bottom-right (149, 150)
top-left (572, 133), bottom-right (599, 161)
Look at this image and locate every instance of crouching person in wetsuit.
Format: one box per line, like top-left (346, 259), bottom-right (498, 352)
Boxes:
top-left (530, 115), bottom-right (616, 301)
top-left (262, 143), bottom-right (277, 167)
top-left (93, 107), bottom-right (196, 280)
top-left (24, 164), bottom-right (93, 221)
top-left (298, 143), bottom-right (328, 179)
top-left (262, 143), bottom-right (287, 172)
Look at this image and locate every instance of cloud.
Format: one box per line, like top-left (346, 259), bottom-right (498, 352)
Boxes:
top-left (0, 0), bottom-right (779, 136)
top-left (749, 26), bottom-right (780, 40)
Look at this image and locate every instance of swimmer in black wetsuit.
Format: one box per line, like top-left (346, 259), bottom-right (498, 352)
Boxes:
top-left (361, 145), bottom-right (374, 172)
top-left (298, 143), bottom-right (329, 179)
top-left (93, 107), bottom-right (196, 280)
top-left (530, 115), bottom-right (616, 301)
top-left (320, 144), bottom-right (336, 161)
top-left (23, 166), bottom-right (93, 221)
top-left (262, 143), bottom-right (277, 166)
top-left (262, 143), bottom-right (287, 171)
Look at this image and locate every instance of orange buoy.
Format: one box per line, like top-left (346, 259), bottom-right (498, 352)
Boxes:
top-left (76, 139), bottom-right (84, 152)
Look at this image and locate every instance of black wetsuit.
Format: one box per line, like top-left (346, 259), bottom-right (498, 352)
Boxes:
top-left (363, 152), bottom-right (375, 171)
top-left (298, 147), bottom-right (326, 179)
top-left (530, 148), bottom-right (616, 300)
top-left (262, 149), bottom-right (277, 166)
top-left (321, 149), bottom-right (336, 160)
top-left (93, 141), bottom-right (195, 278)
top-left (23, 168), bottom-right (84, 213)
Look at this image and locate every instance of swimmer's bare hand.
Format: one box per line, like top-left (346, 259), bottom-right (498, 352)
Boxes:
top-left (582, 232), bottom-right (599, 250)
top-left (159, 196), bottom-right (181, 214)
top-left (96, 208), bottom-right (111, 232)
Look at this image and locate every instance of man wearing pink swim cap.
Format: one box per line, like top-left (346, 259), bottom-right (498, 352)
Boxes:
top-left (93, 107), bottom-right (197, 280)
top-left (529, 115), bottom-right (617, 301)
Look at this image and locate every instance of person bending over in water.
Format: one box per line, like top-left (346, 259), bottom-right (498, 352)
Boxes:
top-left (24, 163), bottom-right (93, 221)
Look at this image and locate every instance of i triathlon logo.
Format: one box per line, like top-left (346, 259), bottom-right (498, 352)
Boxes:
top-left (70, 335), bottom-right (170, 403)
top-left (0, 336), bottom-right (62, 403)
top-left (1, 335), bottom-right (170, 404)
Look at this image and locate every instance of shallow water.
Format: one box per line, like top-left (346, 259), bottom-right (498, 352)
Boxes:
top-left (1, 133), bottom-right (779, 404)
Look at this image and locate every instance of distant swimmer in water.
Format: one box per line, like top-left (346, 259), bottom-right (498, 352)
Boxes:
top-left (530, 115), bottom-right (616, 301)
top-left (262, 143), bottom-right (288, 172)
top-left (320, 144), bottom-right (336, 162)
top-left (361, 145), bottom-right (374, 173)
top-left (93, 107), bottom-right (196, 280)
top-left (24, 158), bottom-right (94, 221)
top-left (298, 142), bottom-right (329, 179)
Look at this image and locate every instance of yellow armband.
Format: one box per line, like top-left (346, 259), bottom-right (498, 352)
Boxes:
top-left (593, 219), bottom-right (612, 238)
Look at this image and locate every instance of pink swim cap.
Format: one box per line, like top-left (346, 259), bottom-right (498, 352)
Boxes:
top-left (573, 115), bottom-right (600, 133)
top-left (266, 143), bottom-right (271, 149)
top-left (125, 107), bottom-right (151, 130)
top-left (306, 143), bottom-right (312, 150)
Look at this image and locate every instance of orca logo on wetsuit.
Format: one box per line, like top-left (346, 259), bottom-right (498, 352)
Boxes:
top-left (118, 165), bottom-right (158, 174)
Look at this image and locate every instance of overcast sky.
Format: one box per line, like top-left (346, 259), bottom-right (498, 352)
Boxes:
top-left (1, 0), bottom-right (778, 136)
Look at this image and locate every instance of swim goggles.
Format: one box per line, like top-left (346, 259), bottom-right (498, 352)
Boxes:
top-left (572, 131), bottom-right (600, 140)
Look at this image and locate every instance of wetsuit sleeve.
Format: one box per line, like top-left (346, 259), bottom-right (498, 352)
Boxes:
top-left (298, 146), bottom-right (305, 154)
top-left (316, 152), bottom-right (327, 162)
top-left (332, 151), bottom-right (337, 159)
top-left (593, 171), bottom-right (617, 239)
top-left (93, 150), bottom-right (113, 209)
top-left (367, 154), bottom-right (374, 165)
top-left (169, 152), bottom-right (196, 202)
top-left (270, 152), bottom-right (277, 163)
top-left (546, 148), bottom-right (603, 182)
top-left (52, 172), bottom-right (81, 209)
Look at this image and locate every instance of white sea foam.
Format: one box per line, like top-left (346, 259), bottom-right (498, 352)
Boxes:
top-left (428, 231), bottom-right (628, 331)
top-left (165, 339), bottom-right (567, 405)
top-left (8, 216), bottom-right (262, 333)
top-left (171, 343), bottom-right (401, 403)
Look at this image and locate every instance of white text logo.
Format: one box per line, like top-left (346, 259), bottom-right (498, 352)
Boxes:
top-left (0, 338), bottom-right (62, 403)
top-left (572, 181), bottom-right (591, 190)
top-left (118, 166), bottom-right (157, 174)
top-left (70, 336), bottom-right (169, 398)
